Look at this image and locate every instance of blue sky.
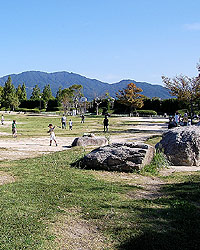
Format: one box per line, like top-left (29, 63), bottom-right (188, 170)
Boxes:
top-left (0, 0), bottom-right (200, 84)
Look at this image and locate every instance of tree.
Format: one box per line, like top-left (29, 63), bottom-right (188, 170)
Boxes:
top-left (116, 83), bottom-right (145, 114)
top-left (0, 86), bottom-right (4, 107)
top-left (16, 84), bottom-right (22, 101)
top-left (30, 85), bottom-right (41, 101)
top-left (60, 88), bottom-right (73, 114)
top-left (2, 76), bottom-right (19, 110)
top-left (21, 83), bottom-right (27, 101)
top-left (42, 84), bottom-right (53, 105)
top-left (56, 87), bottom-right (62, 106)
top-left (162, 66), bottom-right (200, 121)
top-left (69, 84), bottom-right (83, 112)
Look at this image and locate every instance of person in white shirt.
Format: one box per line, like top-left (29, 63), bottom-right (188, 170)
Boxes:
top-left (69, 119), bottom-right (73, 130)
top-left (61, 114), bottom-right (67, 129)
top-left (47, 124), bottom-right (57, 146)
top-left (174, 112), bottom-right (179, 125)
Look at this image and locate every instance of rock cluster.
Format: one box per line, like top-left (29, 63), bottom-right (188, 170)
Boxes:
top-left (78, 142), bottom-right (155, 172)
top-left (72, 134), bottom-right (107, 147)
top-left (156, 126), bottom-right (200, 166)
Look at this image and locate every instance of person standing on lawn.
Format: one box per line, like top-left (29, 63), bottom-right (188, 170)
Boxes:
top-left (12, 120), bottom-right (17, 138)
top-left (69, 119), bottom-right (73, 130)
top-left (103, 116), bottom-right (109, 132)
top-left (1, 114), bottom-right (4, 125)
top-left (48, 124), bottom-right (57, 146)
top-left (61, 114), bottom-right (67, 129)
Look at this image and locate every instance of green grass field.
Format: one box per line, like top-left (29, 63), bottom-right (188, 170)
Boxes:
top-left (0, 113), bottom-right (199, 249)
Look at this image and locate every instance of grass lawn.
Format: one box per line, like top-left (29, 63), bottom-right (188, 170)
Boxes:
top-left (0, 113), bottom-right (199, 249)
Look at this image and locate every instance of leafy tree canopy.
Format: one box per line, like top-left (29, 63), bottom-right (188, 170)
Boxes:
top-left (30, 85), bottom-right (41, 101)
top-left (42, 84), bottom-right (53, 103)
top-left (162, 74), bottom-right (200, 102)
top-left (2, 76), bottom-right (19, 109)
top-left (116, 82), bottom-right (145, 111)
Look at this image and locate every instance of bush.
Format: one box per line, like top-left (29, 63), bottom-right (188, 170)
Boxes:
top-left (177, 109), bottom-right (188, 116)
top-left (136, 110), bottom-right (157, 116)
top-left (46, 99), bottom-right (60, 111)
top-left (15, 108), bottom-right (41, 113)
top-left (19, 100), bottom-right (45, 109)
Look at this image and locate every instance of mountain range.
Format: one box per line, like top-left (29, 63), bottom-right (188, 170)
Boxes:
top-left (0, 71), bottom-right (171, 100)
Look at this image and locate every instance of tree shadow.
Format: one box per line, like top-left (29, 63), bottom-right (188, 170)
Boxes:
top-left (117, 179), bottom-right (200, 250)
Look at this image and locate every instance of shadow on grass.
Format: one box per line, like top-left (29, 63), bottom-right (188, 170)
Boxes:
top-left (118, 179), bottom-right (200, 250)
top-left (92, 129), bottom-right (164, 134)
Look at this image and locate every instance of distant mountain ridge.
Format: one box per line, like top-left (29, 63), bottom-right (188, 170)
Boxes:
top-left (0, 71), bottom-right (171, 100)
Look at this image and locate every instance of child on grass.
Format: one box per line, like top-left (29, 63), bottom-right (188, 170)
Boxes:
top-left (1, 114), bottom-right (4, 125)
top-left (12, 120), bottom-right (17, 138)
top-left (69, 119), bottom-right (73, 130)
top-left (48, 124), bottom-right (57, 146)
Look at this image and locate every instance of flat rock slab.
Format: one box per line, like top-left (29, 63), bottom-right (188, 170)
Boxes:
top-left (156, 126), bottom-right (200, 166)
top-left (72, 136), bottom-right (107, 147)
top-left (77, 142), bottom-right (155, 172)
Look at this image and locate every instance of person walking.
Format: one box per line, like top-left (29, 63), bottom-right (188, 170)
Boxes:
top-left (81, 114), bottom-right (85, 123)
top-left (1, 114), bottom-right (4, 125)
top-left (12, 120), bottom-right (17, 138)
top-left (103, 117), bottom-right (109, 132)
top-left (48, 124), bottom-right (57, 146)
top-left (61, 114), bottom-right (67, 129)
top-left (69, 119), bottom-right (73, 130)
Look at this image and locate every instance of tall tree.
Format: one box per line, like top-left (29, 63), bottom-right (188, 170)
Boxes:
top-left (69, 84), bottom-right (83, 111)
top-left (60, 88), bottom-right (73, 114)
top-left (0, 86), bottom-right (4, 107)
top-left (42, 84), bottom-right (53, 104)
top-left (116, 83), bottom-right (144, 113)
top-left (162, 65), bottom-right (200, 121)
top-left (30, 85), bottom-right (41, 100)
top-left (2, 76), bottom-right (19, 109)
top-left (56, 87), bottom-right (62, 106)
top-left (16, 84), bottom-right (22, 101)
top-left (21, 83), bottom-right (27, 101)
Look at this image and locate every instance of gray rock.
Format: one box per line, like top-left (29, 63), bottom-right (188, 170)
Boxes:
top-left (78, 142), bottom-right (155, 172)
top-left (156, 126), bottom-right (200, 166)
top-left (72, 136), bottom-right (107, 147)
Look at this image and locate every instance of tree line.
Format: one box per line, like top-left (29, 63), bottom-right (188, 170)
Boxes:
top-left (1, 63), bottom-right (200, 117)
top-left (0, 76), bottom-right (85, 113)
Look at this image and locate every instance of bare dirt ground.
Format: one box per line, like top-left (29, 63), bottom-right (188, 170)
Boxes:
top-left (0, 136), bottom-right (75, 161)
top-left (0, 117), bottom-right (167, 161)
top-left (53, 208), bottom-right (111, 250)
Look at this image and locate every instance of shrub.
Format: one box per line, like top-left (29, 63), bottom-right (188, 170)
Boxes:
top-left (177, 109), bottom-right (188, 116)
top-left (136, 110), bottom-right (157, 116)
top-left (15, 108), bottom-right (41, 113)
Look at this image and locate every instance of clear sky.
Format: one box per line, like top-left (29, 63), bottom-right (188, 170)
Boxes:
top-left (0, 0), bottom-right (200, 84)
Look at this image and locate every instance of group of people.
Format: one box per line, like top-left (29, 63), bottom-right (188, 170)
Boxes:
top-left (168, 112), bottom-right (190, 129)
top-left (1, 112), bottom-right (110, 146)
top-left (49, 114), bottom-right (109, 146)
top-left (61, 114), bottom-right (73, 130)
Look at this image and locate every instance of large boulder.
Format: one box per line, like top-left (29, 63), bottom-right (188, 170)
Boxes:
top-left (77, 142), bottom-right (155, 172)
top-left (72, 134), bottom-right (107, 147)
top-left (156, 126), bottom-right (200, 166)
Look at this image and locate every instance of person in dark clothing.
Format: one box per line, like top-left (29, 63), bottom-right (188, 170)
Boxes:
top-left (103, 117), bottom-right (109, 132)
top-left (81, 114), bottom-right (85, 123)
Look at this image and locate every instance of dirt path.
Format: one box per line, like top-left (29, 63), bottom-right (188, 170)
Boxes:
top-left (0, 136), bottom-right (75, 161)
top-left (0, 117), bottom-right (167, 161)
